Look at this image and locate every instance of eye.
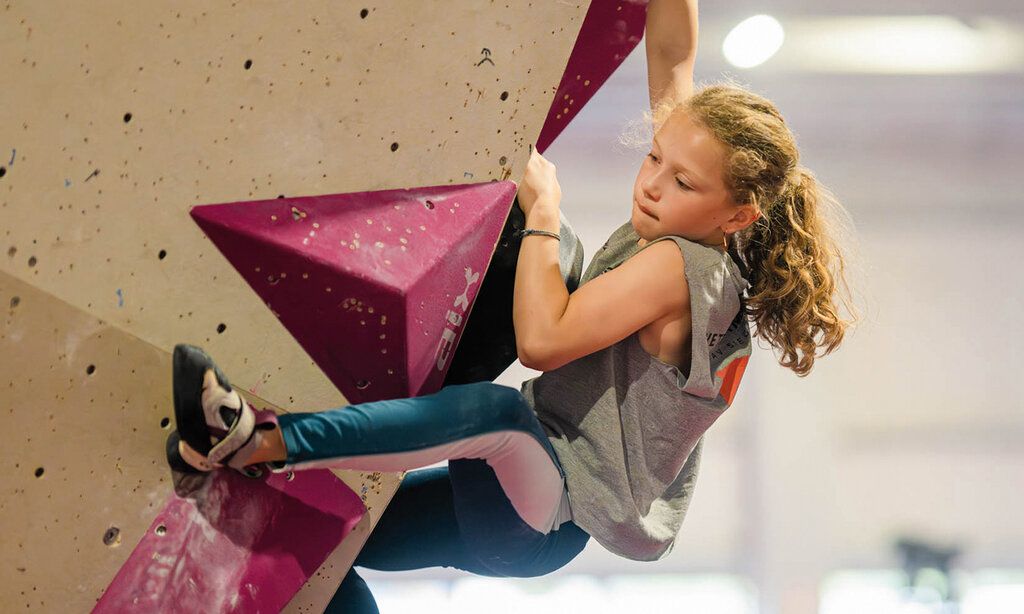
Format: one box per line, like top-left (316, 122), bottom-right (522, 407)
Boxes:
top-left (648, 153), bottom-right (692, 191)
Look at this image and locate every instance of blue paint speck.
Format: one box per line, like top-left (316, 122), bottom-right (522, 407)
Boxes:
top-left (8, 149), bottom-right (14, 165)
top-left (116, 289), bottom-right (124, 307)
top-left (65, 179), bottom-right (71, 187)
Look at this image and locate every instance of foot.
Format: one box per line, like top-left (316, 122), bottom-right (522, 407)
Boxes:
top-left (171, 344), bottom-right (285, 473)
top-left (175, 413), bottom-right (289, 472)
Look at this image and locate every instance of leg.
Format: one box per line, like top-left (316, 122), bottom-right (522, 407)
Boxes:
top-left (449, 458), bottom-right (590, 577)
top-left (325, 465), bottom-right (504, 613)
top-left (327, 460), bottom-right (590, 612)
top-left (276, 381), bottom-right (569, 535)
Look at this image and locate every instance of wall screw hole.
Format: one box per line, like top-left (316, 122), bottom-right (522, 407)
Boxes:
top-left (103, 526), bottom-right (121, 546)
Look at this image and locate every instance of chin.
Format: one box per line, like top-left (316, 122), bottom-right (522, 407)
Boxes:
top-left (631, 208), bottom-right (654, 233)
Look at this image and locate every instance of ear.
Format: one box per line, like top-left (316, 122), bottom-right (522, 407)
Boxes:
top-left (723, 203), bottom-right (760, 234)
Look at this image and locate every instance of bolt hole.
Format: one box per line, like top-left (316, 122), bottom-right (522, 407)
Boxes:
top-left (285, 471), bottom-right (295, 481)
top-left (0, 167), bottom-right (6, 179)
top-left (158, 249), bottom-right (167, 260)
top-left (217, 323), bottom-right (226, 334)
top-left (155, 525), bottom-right (167, 536)
top-left (500, 91), bottom-right (508, 101)
top-left (86, 364), bottom-right (96, 375)
top-left (360, 8), bottom-right (368, 18)
top-left (244, 59), bottom-right (253, 70)
top-left (123, 112), bottom-right (132, 123)
top-left (10, 296), bottom-right (19, 308)
top-left (355, 379), bottom-right (370, 390)
top-left (28, 256), bottom-right (37, 267)
top-left (103, 527), bottom-right (120, 546)
top-left (390, 142), bottom-right (399, 152)
top-left (424, 200), bottom-right (434, 210)
top-left (34, 467), bottom-right (44, 478)
top-left (160, 417), bottom-right (170, 428)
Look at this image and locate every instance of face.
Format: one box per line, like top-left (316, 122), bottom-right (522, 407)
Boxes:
top-left (632, 111), bottom-right (755, 248)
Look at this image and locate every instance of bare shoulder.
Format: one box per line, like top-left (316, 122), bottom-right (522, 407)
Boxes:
top-left (631, 238), bottom-right (690, 311)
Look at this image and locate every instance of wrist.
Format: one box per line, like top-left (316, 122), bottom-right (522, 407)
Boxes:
top-left (526, 204), bottom-right (560, 228)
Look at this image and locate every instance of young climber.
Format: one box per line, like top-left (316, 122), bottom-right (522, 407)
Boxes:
top-left (171, 0), bottom-right (857, 610)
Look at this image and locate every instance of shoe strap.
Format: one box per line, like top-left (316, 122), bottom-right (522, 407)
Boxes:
top-left (222, 409), bottom-right (281, 471)
top-left (207, 396), bottom-right (257, 465)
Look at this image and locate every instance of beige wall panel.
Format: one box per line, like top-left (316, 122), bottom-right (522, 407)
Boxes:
top-left (0, 1), bottom-right (590, 611)
top-left (0, 269), bottom-right (391, 609)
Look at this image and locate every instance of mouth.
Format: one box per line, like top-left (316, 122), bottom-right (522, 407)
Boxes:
top-left (636, 200), bottom-right (658, 220)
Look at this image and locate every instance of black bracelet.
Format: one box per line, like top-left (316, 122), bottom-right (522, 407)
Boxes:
top-left (515, 228), bottom-right (560, 241)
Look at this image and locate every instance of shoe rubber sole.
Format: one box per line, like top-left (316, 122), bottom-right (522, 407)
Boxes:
top-left (172, 343), bottom-right (237, 457)
top-left (165, 429), bottom-right (205, 474)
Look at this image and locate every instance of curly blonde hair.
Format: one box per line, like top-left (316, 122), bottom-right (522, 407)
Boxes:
top-left (619, 79), bottom-right (861, 376)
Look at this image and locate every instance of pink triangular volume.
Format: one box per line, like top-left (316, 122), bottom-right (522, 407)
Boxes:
top-left (536, 0), bottom-right (649, 154)
top-left (191, 181), bottom-right (515, 403)
top-left (93, 468), bottom-right (365, 613)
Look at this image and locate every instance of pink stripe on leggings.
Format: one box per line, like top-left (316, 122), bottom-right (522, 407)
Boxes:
top-left (278, 430), bottom-right (569, 534)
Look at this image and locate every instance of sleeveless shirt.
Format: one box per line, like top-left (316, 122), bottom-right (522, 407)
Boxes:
top-left (520, 220), bottom-right (753, 561)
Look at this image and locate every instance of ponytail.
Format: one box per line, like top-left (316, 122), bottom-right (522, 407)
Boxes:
top-left (739, 168), bottom-right (857, 376)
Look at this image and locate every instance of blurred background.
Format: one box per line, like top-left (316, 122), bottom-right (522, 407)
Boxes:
top-left (361, 2), bottom-right (1024, 613)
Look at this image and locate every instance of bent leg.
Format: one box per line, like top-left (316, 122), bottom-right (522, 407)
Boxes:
top-left (276, 382), bottom-right (568, 534)
top-left (450, 458), bottom-right (590, 577)
top-left (325, 465), bottom-right (502, 613)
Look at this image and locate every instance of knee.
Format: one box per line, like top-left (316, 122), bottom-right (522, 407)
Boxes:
top-left (454, 381), bottom-right (527, 410)
top-left (480, 382), bottom-right (532, 422)
top-left (439, 381), bottom-right (533, 431)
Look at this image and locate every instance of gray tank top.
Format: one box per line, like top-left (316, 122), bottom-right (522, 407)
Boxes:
top-left (520, 220), bottom-right (752, 560)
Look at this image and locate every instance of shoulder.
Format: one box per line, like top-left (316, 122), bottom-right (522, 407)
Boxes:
top-left (622, 238), bottom-right (692, 312)
top-left (630, 237), bottom-right (688, 279)
top-left (637, 235), bottom-right (720, 278)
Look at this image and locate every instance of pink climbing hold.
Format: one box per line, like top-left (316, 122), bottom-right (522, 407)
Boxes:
top-left (190, 180), bottom-right (516, 403)
top-left (536, 0), bottom-right (649, 154)
top-left (93, 467), bottom-right (366, 613)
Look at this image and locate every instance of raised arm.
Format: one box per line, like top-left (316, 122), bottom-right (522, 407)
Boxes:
top-left (644, 0), bottom-right (698, 110)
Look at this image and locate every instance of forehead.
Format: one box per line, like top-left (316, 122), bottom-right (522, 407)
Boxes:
top-left (653, 113), bottom-right (728, 186)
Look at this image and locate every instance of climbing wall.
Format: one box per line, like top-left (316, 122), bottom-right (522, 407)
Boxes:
top-left (0, 0), bottom-right (651, 610)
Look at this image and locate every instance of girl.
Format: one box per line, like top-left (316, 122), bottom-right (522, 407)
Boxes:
top-left (172, 0), bottom-right (856, 610)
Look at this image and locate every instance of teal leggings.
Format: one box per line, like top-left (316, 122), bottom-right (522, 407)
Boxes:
top-left (275, 382), bottom-right (591, 613)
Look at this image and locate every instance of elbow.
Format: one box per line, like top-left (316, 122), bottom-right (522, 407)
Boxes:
top-left (517, 340), bottom-right (546, 371)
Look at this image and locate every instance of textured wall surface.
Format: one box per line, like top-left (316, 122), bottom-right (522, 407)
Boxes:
top-left (0, 1), bottom-right (591, 610)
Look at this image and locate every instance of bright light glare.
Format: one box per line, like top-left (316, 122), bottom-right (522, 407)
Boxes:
top-left (782, 16), bottom-right (1024, 73)
top-left (962, 584), bottom-right (1024, 614)
top-left (723, 15), bottom-right (785, 69)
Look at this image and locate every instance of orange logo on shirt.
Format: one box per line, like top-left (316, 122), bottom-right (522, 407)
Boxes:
top-left (715, 355), bottom-right (749, 405)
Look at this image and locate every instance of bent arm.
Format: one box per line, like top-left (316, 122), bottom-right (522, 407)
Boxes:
top-left (645, 0), bottom-right (698, 109)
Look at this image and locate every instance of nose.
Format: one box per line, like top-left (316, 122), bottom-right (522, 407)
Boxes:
top-left (641, 175), bottom-right (658, 202)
